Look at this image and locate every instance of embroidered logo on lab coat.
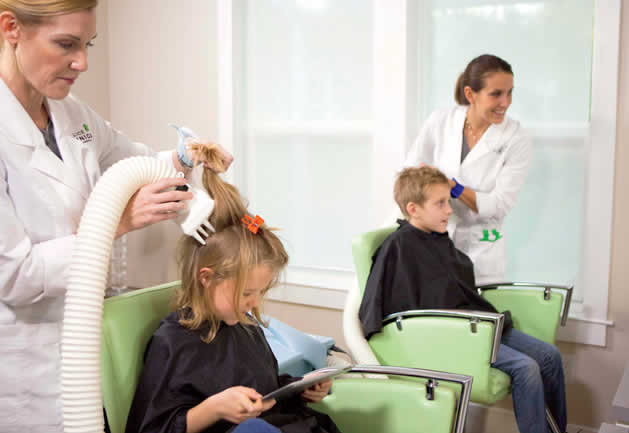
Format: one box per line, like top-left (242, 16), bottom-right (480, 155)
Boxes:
top-left (480, 229), bottom-right (503, 242)
top-left (72, 123), bottom-right (94, 144)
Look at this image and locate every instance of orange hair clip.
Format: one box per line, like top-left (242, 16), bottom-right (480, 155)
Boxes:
top-left (242, 214), bottom-right (264, 234)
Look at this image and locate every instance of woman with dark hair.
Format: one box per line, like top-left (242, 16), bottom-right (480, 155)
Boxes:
top-left (404, 54), bottom-right (532, 285)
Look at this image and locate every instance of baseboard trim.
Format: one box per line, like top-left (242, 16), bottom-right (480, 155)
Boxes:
top-left (464, 402), bottom-right (596, 433)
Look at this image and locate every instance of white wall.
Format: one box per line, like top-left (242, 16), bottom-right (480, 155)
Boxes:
top-left (75, 0), bottom-right (219, 288)
top-left (72, 0), bottom-right (110, 118)
top-left (107, 0), bottom-right (218, 287)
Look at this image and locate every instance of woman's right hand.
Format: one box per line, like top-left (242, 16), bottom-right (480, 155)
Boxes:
top-left (115, 177), bottom-right (193, 238)
top-left (209, 386), bottom-right (276, 424)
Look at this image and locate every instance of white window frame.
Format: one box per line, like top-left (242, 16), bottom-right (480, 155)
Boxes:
top-left (557, 0), bottom-right (620, 345)
top-left (216, 0), bottom-right (618, 346)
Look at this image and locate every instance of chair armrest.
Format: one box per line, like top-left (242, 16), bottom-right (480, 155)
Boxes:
top-left (315, 365), bottom-right (473, 433)
top-left (353, 365), bottom-right (473, 433)
top-left (477, 281), bottom-right (574, 326)
top-left (382, 309), bottom-right (504, 364)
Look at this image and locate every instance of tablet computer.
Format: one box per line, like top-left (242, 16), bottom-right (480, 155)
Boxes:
top-left (262, 365), bottom-right (352, 401)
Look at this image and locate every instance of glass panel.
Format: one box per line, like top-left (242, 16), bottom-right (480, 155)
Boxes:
top-left (416, 0), bottom-right (594, 292)
top-left (240, 0), bottom-right (373, 271)
top-left (251, 135), bottom-right (372, 268)
top-left (246, 0), bottom-right (372, 125)
top-left (419, 0), bottom-right (594, 125)
top-left (504, 138), bottom-right (585, 284)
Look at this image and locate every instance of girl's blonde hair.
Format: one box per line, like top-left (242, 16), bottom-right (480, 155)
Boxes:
top-left (175, 143), bottom-right (288, 343)
top-left (0, 0), bottom-right (97, 44)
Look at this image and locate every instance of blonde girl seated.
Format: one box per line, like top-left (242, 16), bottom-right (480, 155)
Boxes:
top-left (125, 146), bottom-right (339, 433)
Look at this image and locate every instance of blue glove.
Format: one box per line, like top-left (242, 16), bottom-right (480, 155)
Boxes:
top-left (450, 178), bottom-right (465, 198)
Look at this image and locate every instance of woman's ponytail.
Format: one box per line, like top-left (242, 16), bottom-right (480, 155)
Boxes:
top-left (454, 72), bottom-right (468, 105)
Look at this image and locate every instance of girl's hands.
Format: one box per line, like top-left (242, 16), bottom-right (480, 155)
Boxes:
top-left (210, 387), bottom-right (276, 424)
top-left (300, 376), bottom-right (333, 403)
top-left (115, 177), bottom-right (193, 238)
top-left (187, 387), bottom-right (275, 433)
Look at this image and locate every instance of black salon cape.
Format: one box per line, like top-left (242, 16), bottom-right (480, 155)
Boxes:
top-left (125, 312), bottom-right (340, 433)
top-left (359, 220), bottom-right (512, 339)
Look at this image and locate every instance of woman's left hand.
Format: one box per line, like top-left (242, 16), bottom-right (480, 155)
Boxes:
top-left (300, 377), bottom-right (332, 403)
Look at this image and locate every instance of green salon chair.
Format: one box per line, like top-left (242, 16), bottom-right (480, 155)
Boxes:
top-left (344, 225), bottom-right (573, 432)
top-left (311, 365), bottom-right (472, 433)
top-left (101, 281), bottom-right (474, 433)
top-left (101, 281), bottom-right (177, 433)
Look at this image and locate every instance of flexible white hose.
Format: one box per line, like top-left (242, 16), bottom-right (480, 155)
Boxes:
top-left (62, 157), bottom-right (177, 433)
top-left (342, 279), bottom-right (380, 365)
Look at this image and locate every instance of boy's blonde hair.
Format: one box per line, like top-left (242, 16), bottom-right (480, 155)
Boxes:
top-left (394, 166), bottom-right (450, 217)
top-left (175, 143), bottom-right (288, 343)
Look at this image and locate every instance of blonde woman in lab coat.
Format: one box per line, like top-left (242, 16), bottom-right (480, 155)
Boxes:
top-left (405, 54), bottom-right (532, 284)
top-left (0, 1), bottom-right (232, 432)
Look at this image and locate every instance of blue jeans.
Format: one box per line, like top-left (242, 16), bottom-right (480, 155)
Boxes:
top-left (492, 328), bottom-right (567, 433)
top-left (232, 419), bottom-right (281, 433)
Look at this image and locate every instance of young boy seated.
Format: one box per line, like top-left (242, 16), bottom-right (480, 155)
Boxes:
top-left (358, 166), bottom-right (567, 433)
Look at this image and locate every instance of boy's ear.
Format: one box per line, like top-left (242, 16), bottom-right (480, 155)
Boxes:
top-left (406, 201), bottom-right (418, 217)
top-left (199, 267), bottom-right (214, 286)
top-left (0, 11), bottom-right (21, 46)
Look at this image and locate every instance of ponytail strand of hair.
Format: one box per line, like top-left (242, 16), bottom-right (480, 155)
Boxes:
top-left (454, 72), bottom-right (468, 105)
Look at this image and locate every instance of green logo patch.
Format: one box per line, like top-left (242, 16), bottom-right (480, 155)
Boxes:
top-left (480, 229), bottom-right (503, 242)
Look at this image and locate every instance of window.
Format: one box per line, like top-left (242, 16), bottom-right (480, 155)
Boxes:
top-left (416, 1), bottom-right (594, 289)
top-left (220, 0), bottom-right (376, 293)
top-left (413, 0), bottom-right (618, 345)
top-left (217, 0), bottom-right (618, 345)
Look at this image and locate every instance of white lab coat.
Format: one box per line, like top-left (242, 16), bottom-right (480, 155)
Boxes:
top-left (0, 79), bottom-right (169, 432)
top-left (403, 105), bottom-right (532, 284)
